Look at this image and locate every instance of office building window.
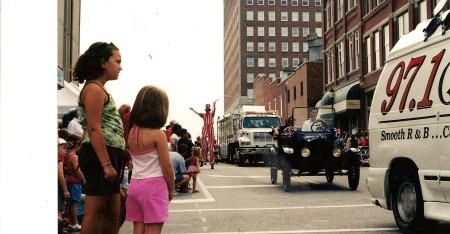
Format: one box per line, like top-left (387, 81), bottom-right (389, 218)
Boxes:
top-left (258, 11), bottom-right (264, 21)
top-left (281, 12), bottom-right (288, 21)
top-left (246, 11), bottom-right (254, 21)
top-left (247, 89), bottom-right (254, 98)
top-left (247, 0), bottom-right (253, 5)
top-left (336, 0), bottom-right (343, 20)
top-left (247, 42), bottom-right (254, 51)
top-left (258, 0), bottom-right (264, 5)
top-left (292, 27), bottom-right (299, 37)
top-left (247, 27), bottom-right (254, 36)
top-left (337, 40), bottom-right (344, 77)
top-left (417, 0), bottom-right (427, 23)
top-left (292, 12), bottom-right (299, 21)
top-left (315, 0), bottom-right (321, 6)
top-left (269, 58), bottom-right (276, 67)
top-left (382, 25), bottom-right (390, 64)
top-left (293, 58), bottom-right (300, 67)
top-left (258, 42), bottom-right (265, 51)
top-left (355, 31), bottom-right (359, 69)
top-left (247, 57), bottom-right (254, 67)
top-left (281, 0), bottom-right (288, 5)
top-left (303, 0), bottom-right (309, 6)
top-left (293, 86), bottom-right (297, 99)
top-left (292, 42), bottom-right (300, 52)
top-left (347, 0), bottom-right (357, 11)
top-left (258, 27), bottom-right (265, 36)
top-left (268, 0), bottom-right (275, 5)
top-left (282, 58), bottom-right (289, 67)
top-left (348, 32), bottom-right (354, 71)
top-left (269, 42), bottom-right (276, 51)
top-left (325, 3), bottom-right (332, 30)
top-left (268, 11), bottom-right (276, 21)
top-left (282, 42), bottom-right (289, 52)
top-left (315, 12), bottom-right (322, 22)
top-left (397, 12), bottom-right (409, 39)
top-left (374, 31), bottom-right (381, 69)
top-left (303, 27), bottom-right (310, 36)
top-left (364, 36), bottom-right (372, 73)
top-left (303, 42), bottom-right (308, 52)
top-left (258, 58), bottom-right (265, 67)
top-left (316, 28), bottom-right (322, 37)
top-left (247, 73), bottom-right (255, 83)
top-left (292, 0), bottom-right (298, 6)
top-left (281, 27), bottom-right (289, 36)
top-left (302, 12), bottom-right (310, 21)
top-left (269, 27), bottom-right (276, 36)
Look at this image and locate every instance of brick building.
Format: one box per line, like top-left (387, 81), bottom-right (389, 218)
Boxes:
top-left (322, 0), bottom-right (444, 133)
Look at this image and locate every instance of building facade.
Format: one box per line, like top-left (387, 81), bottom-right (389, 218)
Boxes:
top-left (322, 0), bottom-right (443, 133)
top-left (223, 0), bottom-right (323, 114)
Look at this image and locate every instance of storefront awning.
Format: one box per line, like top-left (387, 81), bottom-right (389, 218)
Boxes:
top-left (316, 82), bottom-right (361, 114)
top-left (57, 81), bottom-right (81, 118)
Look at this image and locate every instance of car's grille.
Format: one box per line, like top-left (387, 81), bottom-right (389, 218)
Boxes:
top-left (253, 132), bottom-right (275, 143)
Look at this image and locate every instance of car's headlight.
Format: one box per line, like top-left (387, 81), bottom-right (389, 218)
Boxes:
top-left (301, 148), bottom-right (310, 157)
top-left (333, 148), bottom-right (341, 157)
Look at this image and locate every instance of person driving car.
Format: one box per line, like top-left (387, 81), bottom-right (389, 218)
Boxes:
top-left (302, 108), bottom-right (325, 131)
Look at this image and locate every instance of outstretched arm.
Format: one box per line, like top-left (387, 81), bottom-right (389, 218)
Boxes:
top-left (189, 107), bottom-right (199, 115)
top-left (212, 99), bottom-right (219, 114)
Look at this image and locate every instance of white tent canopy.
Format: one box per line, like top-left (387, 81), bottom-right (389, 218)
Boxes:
top-left (57, 81), bottom-right (81, 119)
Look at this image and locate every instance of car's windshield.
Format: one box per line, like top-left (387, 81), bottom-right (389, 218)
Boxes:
top-left (291, 107), bottom-right (334, 132)
top-left (242, 117), bottom-right (281, 128)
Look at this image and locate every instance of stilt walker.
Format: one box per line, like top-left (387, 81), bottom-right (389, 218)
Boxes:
top-left (189, 99), bottom-right (219, 169)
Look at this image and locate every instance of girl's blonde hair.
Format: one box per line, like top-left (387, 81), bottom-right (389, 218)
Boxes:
top-left (192, 147), bottom-right (201, 157)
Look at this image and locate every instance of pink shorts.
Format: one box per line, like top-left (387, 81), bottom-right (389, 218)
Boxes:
top-left (188, 165), bottom-right (198, 178)
top-left (126, 177), bottom-right (169, 223)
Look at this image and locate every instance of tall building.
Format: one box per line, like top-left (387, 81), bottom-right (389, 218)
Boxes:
top-left (322, 0), bottom-right (444, 133)
top-left (223, 0), bottom-right (323, 114)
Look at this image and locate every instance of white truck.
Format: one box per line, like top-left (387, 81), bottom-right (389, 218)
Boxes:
top-left (217, 105), bottom-right (281, 166)
top-left (367, 0), bottom-right (450, 231)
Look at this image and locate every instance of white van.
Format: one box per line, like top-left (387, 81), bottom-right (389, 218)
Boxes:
top-left (367, 0), bottom-right (450, 231)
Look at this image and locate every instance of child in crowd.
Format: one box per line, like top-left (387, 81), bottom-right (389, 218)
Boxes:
top-left (57, 138), bottom-right (70, 234)
top-left (187, 147), bottom-right (201, 193)
top-left (126, 85), bottom-right (175, 234)
top-left (64, 134), bottom-right (86, 232)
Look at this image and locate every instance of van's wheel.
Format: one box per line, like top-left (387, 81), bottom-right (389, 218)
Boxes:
top-left (280, 156), bottom-right (291, 192)
top-left (347, 165), bottom-right (360, 190)
top-left (392, 173), bottom-right (437, 232)
top-left (270, 168), bottom-right (277, 184)
top-left (325, 168), bottom-right (334, 183)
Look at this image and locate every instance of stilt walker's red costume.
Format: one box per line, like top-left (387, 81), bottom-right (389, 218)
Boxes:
top-left (190, 100), bottom-right (218, 169)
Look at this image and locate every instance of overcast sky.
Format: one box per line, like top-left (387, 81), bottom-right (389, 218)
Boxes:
top-left (80, 0), bottom-right (225, 137)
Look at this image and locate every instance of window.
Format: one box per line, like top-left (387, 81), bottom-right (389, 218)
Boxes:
top-left (281, 27), bottom-right (288, 36)
top-left (293, 58), bottom-right (300, 67)
top-left (269, 58), bottom-right (276, 67)
top-left (348, 33), bottom-right (354, 71)
top-left (268, 11), bottom-right (276, 21)
top-left (258, 0), bottom-right (264, 5)
top-left (281, 0), bottom-right (288, 6)
top-left (302, 12), bottom-right (310, 21)
top-left (365, 36), bottom-right (372, 73)
top-left (281, 12), bottom-right (288, 21)
top-left (315, 0), bottom-right (321, 6)
top-left (282, 42), bottom-right (289, 52)
top-left (374, 31), bottom-right (380, 69)
top-left (258, 11), bottom-right (264, 21)
top-left (247, 27), bottom-right (254, 36)
top-left (292, 0), bottom-right (298, 6)
top-left (325, 3), bottom-right (332, 30)
top-left (268, 0), bottom-right (275, 5)
top-left (336, 0), bottom-right (343, 20)
top-left (269, 42), bottom-right (276, 51)
top-left (292, 42), bottom-right (300, 52)
top-left (247, 0), bottom-right (253, 5)
top-left (382, 25), bottom-right (390, 64)
top-left (247, 89), bottom-right (254, 98)
top-left (292, 27), bottom-right (299, 37)
top-left (247, 73), bottom-right (255, 83)
top-left (246, 11), bottom-right (254, 21)
top-left (247, 42), bottom-right (254, 51)
top-left (258, 42), bottom-right (265, 51)
top-left (269, 27), bottom-right (276, 36)
top-left (303, 0), bottom-right (309, 6)
top-left (303, 42), bottom-right (308, 52)
top-left (326, 50), bottom-right (332, 84)
top-left (282, 58), bottom-right (289, 67)
top-left (347, 0), bottom-right (357, 11)
top-left (292, 12), bottom-right (299, 21)
top-left (258, 58), bottom-right (265, 67)
top-left (303, 27), bottom-right (310, 36)
top-left (355, 31), bottom-right (359, 69)
top-left (315, 12), bottom-right (322, 22)
top-left (417, 0), bottom-right (427, 23)
top-left (337, 40), bottom-right (344, 77)
top-left (247, 57), bottom-right (254, 67)
top-left (397, 12), bottom-right (409, 39)
top-left (316, 28), bottom-right (322, 37)
top-left (258, 27), bottom-right (265, 36)
top-left (300, 81), bottom-right (304, 96)
top-left (293, 86), bottom-right (297, 99)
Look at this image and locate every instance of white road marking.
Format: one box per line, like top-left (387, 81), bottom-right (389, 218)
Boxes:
top-left (170, 204), bottom-right (373, 213)
top-left (180, 228), bottom-right (399, 233)
top-left (209, 175), bottom-right (269, 178)
top-left (207, 185), bottom-right (278, 188)
top-left (171, 177), bottom-right (215, 204)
